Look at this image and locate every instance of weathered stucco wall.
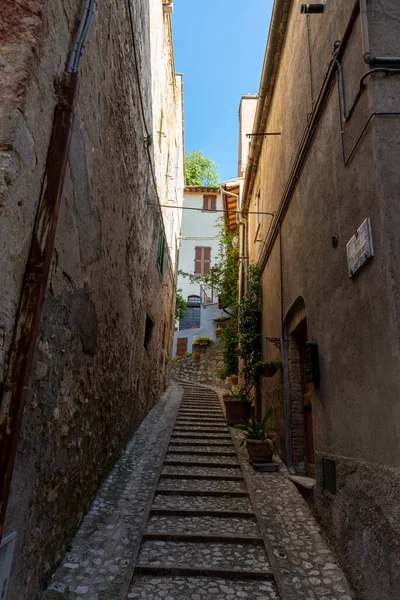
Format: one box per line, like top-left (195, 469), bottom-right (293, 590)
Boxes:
top-left (244, 0), bottom-right (400, 598)
top-left (0, 1), bottom-right (182, 598)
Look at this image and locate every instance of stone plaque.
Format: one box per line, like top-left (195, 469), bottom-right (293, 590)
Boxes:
top-left (346, 218), bottom-right (374, 278)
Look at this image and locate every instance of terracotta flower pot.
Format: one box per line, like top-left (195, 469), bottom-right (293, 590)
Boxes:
top-left (224, 397), bottom-right (252, 426)
top-left (230, 375), bottom-right (239, 386)
top-left (216, 328), bottom-right (221, 336)
top-left (194, 353), bottom-right (201, 360)
top-left (246, 439), bottom-right (274, 463)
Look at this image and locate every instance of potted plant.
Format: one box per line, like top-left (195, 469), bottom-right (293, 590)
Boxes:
top-left (223, 390), bottom-right (252, 426)
top-left (193, 336), bottom-right (213, 346)
top-left (194, 352), bottom-right (201, 361)
top-left (216, 327), bottom-right (222, 337)
top-left (255, 360), bottom-right (283, 378)
top-left (235, 408), bottom-right (277, 463)
top-left (230, 374), bottom-right (239, 386)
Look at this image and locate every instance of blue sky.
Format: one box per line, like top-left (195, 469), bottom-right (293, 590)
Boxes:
top-left (172, 0), bottom-right (273, 182)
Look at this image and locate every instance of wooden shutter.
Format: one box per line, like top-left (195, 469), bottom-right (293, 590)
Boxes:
top-left (194, 247), bottom-right (202, 274)
top-left (203, 195), bottom-right (217, 211)
top-left (203, 247), bottom-right (211, 274)
top-left (176, 338), bottom-right (188, 357)
top-left (194, 247), bottom-right (211, 275)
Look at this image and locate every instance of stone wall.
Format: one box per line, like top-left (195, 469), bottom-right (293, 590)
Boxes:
top-left (0, 1), bottom-right (182, 598)
top-left (243, 1), bottom-right (400, 598)
top-left (171, 342), bottom-right (225, 388)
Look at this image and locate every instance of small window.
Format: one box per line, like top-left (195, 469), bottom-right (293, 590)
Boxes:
top-left (203, 194), bottom-right (217, 211)
top-left (157, 220), bottom-right (166, 275)
top-left (194, 247), bottom-right (211, 274)
top-left (144, 313), bottom-right (154, 350)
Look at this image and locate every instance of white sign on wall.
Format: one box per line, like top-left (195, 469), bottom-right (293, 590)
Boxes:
top-left (346, 218), bottom-right (374, 278)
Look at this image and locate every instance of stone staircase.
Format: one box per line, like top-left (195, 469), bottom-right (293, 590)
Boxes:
top-left (128, 382), bottom-right (280, 599)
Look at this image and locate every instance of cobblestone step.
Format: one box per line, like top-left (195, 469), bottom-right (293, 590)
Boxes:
top-left (145, 516), bottom-right (260, 537)
top-left (137, 540), bottom-right (271, 574)
top-left (155, 488), bottom-right (249, 497)
top-left (168, 443), bottom-right (234, 450)
top-left (164, 461), bottom-right (239, 470)
top-left (173, 427), bottom-right (228, 433)
top-left (143, 532), bottom-right (263, 544)
top-left (160, 472), bottom-right (244, 481)
top-left (167, 450), bottom-right (237, 456)
top-left (149, 508), bottom-right (254, 518)
top-left (171, 433), bottom-right (231, 440)
top-left (151, 494), bottom-right (253, 512)
top-left (162, 466), bottom-right (243, 477)
top-left (165, 453), bottom-right (238, 463)
top-left (128, 575), bottom-right (280, 599)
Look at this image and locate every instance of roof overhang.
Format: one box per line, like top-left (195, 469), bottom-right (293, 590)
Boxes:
top-left (184, 186), bottom-right (220, 194)
top-left (221, 178), bottom-right (242, 232)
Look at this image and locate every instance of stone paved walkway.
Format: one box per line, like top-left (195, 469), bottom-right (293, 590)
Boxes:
top-left (43, 381), bottom-right (355, 600)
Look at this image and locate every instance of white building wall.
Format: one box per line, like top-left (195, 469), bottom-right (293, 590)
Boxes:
top-left (178, 191), bottom-right (222, 301)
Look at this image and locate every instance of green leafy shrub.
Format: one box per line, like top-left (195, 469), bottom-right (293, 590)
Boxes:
top-left (193, 336), bottom-right (213, 346)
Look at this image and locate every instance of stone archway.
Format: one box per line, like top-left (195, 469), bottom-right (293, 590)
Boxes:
top-left (283, 297), bottom-right (315, 476)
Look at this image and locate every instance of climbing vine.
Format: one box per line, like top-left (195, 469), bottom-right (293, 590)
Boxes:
top-left (238, 264), bottom-right (262, 395)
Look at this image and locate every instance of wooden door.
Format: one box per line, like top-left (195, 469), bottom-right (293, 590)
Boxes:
top-left (297, 322), bottom-right (316, 477)
top-left (176, 337), bottom-right (188, 357)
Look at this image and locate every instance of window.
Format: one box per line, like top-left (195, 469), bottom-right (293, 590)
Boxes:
top-left (157, 220), bottom-right (166, 275)
top-left (188, 295), bottom-right (201, 304)
top-left (203, 194), bottom-right (217, 211)
top-left (194, 247), bottom-right (211, 275)
top-left (179, 306), bottom-right (201, 330)
top-left (144, 313), bottom-right (154, 350)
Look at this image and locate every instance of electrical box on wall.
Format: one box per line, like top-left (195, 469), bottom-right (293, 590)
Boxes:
top-left (304, 341), bottom-right (320, 383)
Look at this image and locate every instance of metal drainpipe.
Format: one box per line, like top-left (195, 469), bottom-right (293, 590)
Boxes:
top-left (360, 0), bottom-right (400, 65)
top-left (0, 0), bottom-right (96, 538)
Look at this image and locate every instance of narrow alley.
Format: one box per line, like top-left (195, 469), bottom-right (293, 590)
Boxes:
top-left (44, 382), bottom-right (354, 600)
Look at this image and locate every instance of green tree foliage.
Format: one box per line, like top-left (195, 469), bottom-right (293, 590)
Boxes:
top-left (185, 150), bottom-right (220, 186)
top-left (175, 289), bottom-right (188, 321)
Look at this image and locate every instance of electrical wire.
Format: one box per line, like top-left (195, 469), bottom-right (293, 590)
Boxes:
top-left (67, 0), bottom-right (97, 73)
top-left (147, 203), bottom-right (276, 216)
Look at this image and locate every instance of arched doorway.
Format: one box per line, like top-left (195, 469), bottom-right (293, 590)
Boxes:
top-left (284, 298), bottom-right (315, 477)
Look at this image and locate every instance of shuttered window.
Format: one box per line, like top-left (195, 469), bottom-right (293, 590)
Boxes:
top-left (176, 338), bottom-right (188, 357)
top-left (203, 195), bottom-right (217, 211)
top-left (194, 247), bottom-right (211, 274)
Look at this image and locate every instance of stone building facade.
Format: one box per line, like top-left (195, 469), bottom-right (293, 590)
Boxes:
top-left (240, 1), bottom-right (400, 599)
top-left (0, 1), bottom-right (183, 598)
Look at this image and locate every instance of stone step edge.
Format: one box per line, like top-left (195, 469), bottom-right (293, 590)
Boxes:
top-left (133, 564), bottom-right (274, 581)
top-left (160, 473), bottom-right (243, 481)
top-left (142, 533), bottom-right (263, 545)
top-left (155, 490), bottom-right (249, 497)
top-left (149, 508), bottom-right (255, 519)
top-left (167, 450), bottom-right (237, 457)
top-left (164, 461), bottom-right (239, 469)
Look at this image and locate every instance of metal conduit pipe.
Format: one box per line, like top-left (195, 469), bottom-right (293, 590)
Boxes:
top-left (67, 0), bottom-right (96, 73)
top-left (359, 0), bottom-right (400, 65)
top-left (0, 0), bottom-right (96, 538)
